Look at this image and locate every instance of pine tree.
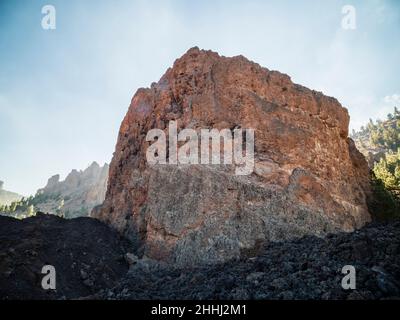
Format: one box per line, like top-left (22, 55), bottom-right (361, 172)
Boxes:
top-left (27, 205), bottom-right (35, 217)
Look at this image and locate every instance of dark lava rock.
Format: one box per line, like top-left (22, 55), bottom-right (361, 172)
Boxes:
top-left (0, 213), bottom-right (130, 299)
top-left (1, 214), bottom-right (399, 300)
top-left (97, 220), bottom-right (400, 300)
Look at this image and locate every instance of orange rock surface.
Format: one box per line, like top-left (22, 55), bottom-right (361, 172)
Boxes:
top-left (93, 48), bottom-right (371, 265)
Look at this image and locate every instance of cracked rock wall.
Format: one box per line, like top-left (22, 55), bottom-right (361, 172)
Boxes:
top-left (93, 47), bottom-right (372, 266)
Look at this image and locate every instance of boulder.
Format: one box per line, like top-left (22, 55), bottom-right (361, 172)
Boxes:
top-left (93, 47), bottom-right (372, 266)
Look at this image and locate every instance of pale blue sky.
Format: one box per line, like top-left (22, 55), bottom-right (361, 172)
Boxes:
top-left (0, 0), bottom-right (399, 196)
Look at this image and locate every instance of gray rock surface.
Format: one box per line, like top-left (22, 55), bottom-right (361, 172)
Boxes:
top-left (35, 162), bottom-right (109, 218)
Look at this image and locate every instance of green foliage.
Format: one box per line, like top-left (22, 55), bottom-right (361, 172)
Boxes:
top-left (353, 107), bottom-right (400, 220)
top-left (0, 190), bottom-right (69, 219)
top-left (363, 107), bottom-right (400, 152)
top-left (30, 192), bottom-right (58, 206)
top-left (0, 196), bottom-right (38, 217)
top-left (373, 150), bottom-right (400, 190)
top-left (369, 173), bottom-right (400, 220)
top-left (27, 205), bottom-right (35, 217)
top-left (371, 149), bottom-right (400, 219)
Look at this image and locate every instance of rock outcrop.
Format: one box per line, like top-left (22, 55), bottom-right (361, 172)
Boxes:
top-left (35, 162), bottom-right (109, 218)
top-left (93, 47), bottom-right (372, 266)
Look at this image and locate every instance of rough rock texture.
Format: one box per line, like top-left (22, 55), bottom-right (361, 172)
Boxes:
top-left (97, 219), bottom-right (400, 300)
top-left (93, 47), bottom-right (372, 266)
top-left (1, 217), bottom-right (398, 300)
top-left (35, 162), bottom-right (109, 218)
top-left (0, 213), bottom-right (130, 300)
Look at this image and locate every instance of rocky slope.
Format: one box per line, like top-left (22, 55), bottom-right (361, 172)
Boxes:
top-left (93, 47), bottom-right (372, 266)
top-left (0, 181), bottom-right (23, 206)
top-left (0, 213), bottom-right (130, 300)
top-left (98, 219), bottom-right (400, 300)
top-left (0, 214), bottom-right (398, 300)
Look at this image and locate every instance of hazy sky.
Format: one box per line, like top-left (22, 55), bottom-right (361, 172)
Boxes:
top-left (0, 0), bottom-right (399, 196)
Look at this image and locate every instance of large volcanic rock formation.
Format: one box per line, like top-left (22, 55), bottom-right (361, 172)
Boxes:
top-left (35, 162), bottom-right (109, 218)
top-left (93, 47), bottom-right (372, 266)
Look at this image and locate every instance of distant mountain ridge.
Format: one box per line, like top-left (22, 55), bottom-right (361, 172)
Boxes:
top-left (0, 162), bottom-right (109, 219)
top-left (35, 161), bottom-right (109, 218)
top-left (0, 181), bottom-right (23, 206)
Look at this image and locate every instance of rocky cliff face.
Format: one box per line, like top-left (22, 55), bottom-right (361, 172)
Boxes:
top-left (36, 162), bottom-right (109, 218)
top-left (93, 47), bottom-right (372, 266)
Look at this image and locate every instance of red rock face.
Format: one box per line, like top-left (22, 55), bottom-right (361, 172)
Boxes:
top-left (93, 47), bottom-right (371, 265)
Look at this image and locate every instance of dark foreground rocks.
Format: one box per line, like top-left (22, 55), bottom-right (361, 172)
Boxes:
top-left (97, 219), bottom-right (400, 300)
top-left (0, 214), bottom-right (399, 300)
top-left (0, 213), bottom-right (130, 299)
